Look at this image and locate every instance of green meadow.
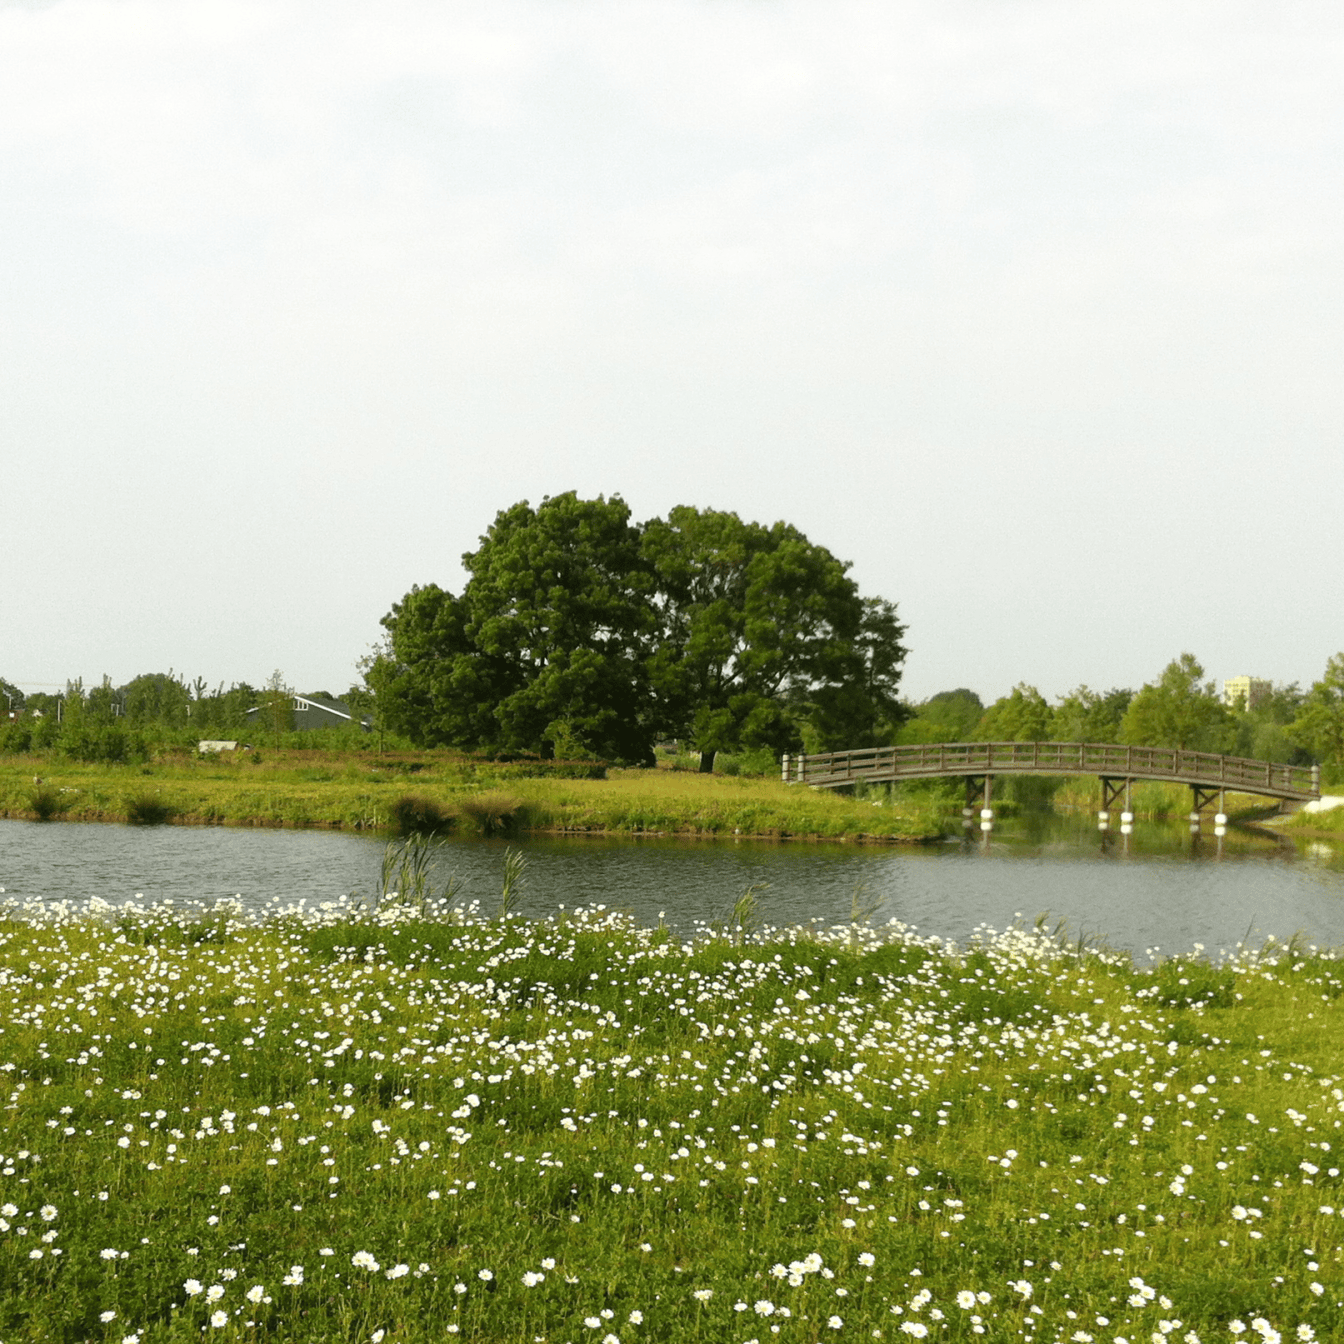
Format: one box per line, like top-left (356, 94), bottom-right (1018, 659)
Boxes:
top-left (0, 885), bottom-right (1341, 1343)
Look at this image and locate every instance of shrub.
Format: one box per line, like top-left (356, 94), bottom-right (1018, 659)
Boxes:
top-left (485, 758), bottom-right (608, 780)
top-left (0, 720), bottom-right (33, 754)
top-left (716, 747), bottom-right (779, 777)
top-left (124, 790), bottom-right (175, 825)
top-left (27, 784), bottom-right (68, 821)
top-left (59, 723), bottom-right (148, 764)
top-left (457, 791), bottom-right (530, 836)
top-left (388, 794), bottom-right (455, 836)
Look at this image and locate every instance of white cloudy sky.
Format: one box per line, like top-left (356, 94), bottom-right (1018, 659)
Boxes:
top-left (4, 0), bottom-right (1342, 706)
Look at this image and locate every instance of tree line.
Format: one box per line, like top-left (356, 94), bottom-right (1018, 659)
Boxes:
top-left (0, 672), bottom-right (371, 762)
top-left (901, 651), bottom-right (1344, 773)
top-left (10, 486), bottom-right (1344, 778)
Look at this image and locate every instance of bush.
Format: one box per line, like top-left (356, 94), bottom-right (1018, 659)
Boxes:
top-left (59, 723), bottom-right (148, 764)
top-left (716, 748), bottom-right (778, 777)
top-left (124, 791), bottom-right (175, 825)
top-left (0, 720), bottom-right (33, 754)
top-left (388, 794), bottom-right (455, 836)
top-left (27, 784), bottom-right (68, 821)
top-left (457, 791), bottom-right (531, 836)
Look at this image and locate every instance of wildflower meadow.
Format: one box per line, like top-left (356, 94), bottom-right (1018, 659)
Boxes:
top-left (0, 879), bottom-right (1341, 1343)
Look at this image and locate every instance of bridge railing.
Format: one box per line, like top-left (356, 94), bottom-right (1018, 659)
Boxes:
top-left (785, 741), bottom-right (1320, 800)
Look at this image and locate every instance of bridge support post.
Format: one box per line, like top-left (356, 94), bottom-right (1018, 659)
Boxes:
top-left (1098, 777), bottom-right (1133, 832)
top-left (1189, 784), bottom-right (1223, 834)
top-left (964, 776), bottom-right (993, 832)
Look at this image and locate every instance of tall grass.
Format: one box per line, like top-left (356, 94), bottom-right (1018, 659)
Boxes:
top-left (0, 753), bottom-right (941, 841)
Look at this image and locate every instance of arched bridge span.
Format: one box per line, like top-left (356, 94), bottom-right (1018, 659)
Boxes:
top-left (783, 742), bottom-right (1319, 806)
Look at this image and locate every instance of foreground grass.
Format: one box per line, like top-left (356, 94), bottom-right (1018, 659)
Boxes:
top-left (0, 752), bottom-right (942, 842)
top-left (1, 896), bottom-right (1342, 1343)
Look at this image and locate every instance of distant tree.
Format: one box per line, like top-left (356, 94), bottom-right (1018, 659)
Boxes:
top-left (895, 689), bottom-right (983, 744)
top-left (971, 683), bottom-right (1053, 742)
top-left (1226, 681), bottom-right (1307, 763)
top-left (343, 684), bottom-right (374, 729)
top-left (120, 672), bottom-right (192, 727)
top-left (15, 691), bottom-right (63, 750)
top-left (1259, 682), bottom-right (1306, 724)
top-left (1119, 654), bottom-right (1233, 752)
top-left (1050, 686), bottom-right (1133, 743)
top-left (261, 670), bottom-right (295, 747)
top-left (176, 682), bottom-right (257, 738)
top-left (1288, 655), bottom-right (1344, 768)
top-left (0, 678), bottom-right (24, 716)
top-left (85, 677), bottom-right (119, 725)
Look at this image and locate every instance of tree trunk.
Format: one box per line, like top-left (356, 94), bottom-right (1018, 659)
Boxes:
top-left (698, 749), bottom-right (716, 774)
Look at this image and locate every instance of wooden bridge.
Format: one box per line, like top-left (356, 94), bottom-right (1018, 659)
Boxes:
top-left (783, 742), bottom-right (1320, 816)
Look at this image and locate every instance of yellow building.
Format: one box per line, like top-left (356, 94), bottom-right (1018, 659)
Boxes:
top-left (1222, 675), bottom-right (1271, 711)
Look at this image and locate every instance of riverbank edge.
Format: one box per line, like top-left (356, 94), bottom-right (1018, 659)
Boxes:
top-left (0, 803), bottom-right (944, 845)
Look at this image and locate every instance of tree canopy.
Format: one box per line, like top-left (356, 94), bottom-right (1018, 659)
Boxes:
top-left (1050, 685), bottom-right (1132, 744)
top-left (369, 494), bottom-right (907, 765)
top-left (895, 689), bottom-right (984, 744)
top-left (971, 683), bottom-right (1053, 742)
top-left (1119, 653), bottom-right (1233, 752)
top-left (1288, 654), bottom-right (1344, 768)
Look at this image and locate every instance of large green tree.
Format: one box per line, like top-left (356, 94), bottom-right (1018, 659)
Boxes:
top-left (1119, 654), bottom-right (1233, 752)
top-left (642, 506), bottom-right (906, 768)
top-left (371, 496), bottom-right (907, 767)
top-left (1288, 655), bottom-right (1344, 768)
top-left (370, 493), bottom-right (658, 763)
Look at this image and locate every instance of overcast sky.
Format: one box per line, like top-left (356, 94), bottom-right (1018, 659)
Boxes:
top-left (4, 0), bottom-right (1342, 707)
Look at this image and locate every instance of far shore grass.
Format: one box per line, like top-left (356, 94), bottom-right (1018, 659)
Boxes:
top-left (0, 750), bottom-right (947, 844)
top-left (2, 748), bottom-right (1321, 845)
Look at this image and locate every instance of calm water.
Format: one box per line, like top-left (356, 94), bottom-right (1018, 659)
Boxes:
top-left (3, 815), bottom-right (1344, 960)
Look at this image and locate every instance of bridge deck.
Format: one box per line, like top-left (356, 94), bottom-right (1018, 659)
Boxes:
top-left (786, 742), bottom-right (1319, 802)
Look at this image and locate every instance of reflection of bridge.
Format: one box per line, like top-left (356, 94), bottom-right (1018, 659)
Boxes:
top-left (783, 742), bottom-right (1319, 826)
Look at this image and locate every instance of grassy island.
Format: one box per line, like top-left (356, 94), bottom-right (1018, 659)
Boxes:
top-left (0, 897), bottom-right (1340, 1342)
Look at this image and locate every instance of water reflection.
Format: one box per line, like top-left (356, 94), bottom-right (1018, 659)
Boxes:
top-left (2, 812), bottom-right (1344, 962)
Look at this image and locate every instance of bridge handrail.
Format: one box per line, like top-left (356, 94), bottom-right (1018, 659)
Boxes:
top-left (785, 741), bottom-right (1320, 799)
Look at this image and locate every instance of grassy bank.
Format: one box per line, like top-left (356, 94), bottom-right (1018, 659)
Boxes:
top-left (0, 896), bottom-right (1341, 1342)
top-left (0, 752), bottom-right (944, 843)
top-left (1280, 805), bottom-right (1344, 838)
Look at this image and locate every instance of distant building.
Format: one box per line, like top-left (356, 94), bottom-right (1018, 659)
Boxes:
top-left (1222, 676), bottom-right (1271, 711)
top-left (244, 693), bottom-right (371, 733)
